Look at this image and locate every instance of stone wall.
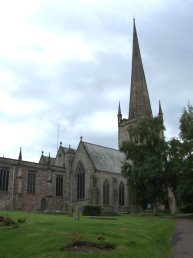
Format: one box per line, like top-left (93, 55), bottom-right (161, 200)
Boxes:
top-left (70, 142), bottom-right (130, 213)
top-left (0, 143), bottom-right (130, 213)
top-left (71, 142), bottom-right (95, 208)
top-left (118, 118), bottom-right (136, 149)
top-left (95, 171), bottom-right (129, 212)
top-left (0, 157), bottom-right (66, 211)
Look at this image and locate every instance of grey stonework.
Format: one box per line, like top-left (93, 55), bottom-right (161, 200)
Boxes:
top-left (118, 20), bottom-right (152, 150)
top-left (0, 141), bottom-right (129, 212)
top-left (0, 157), bottom-right (66, 211)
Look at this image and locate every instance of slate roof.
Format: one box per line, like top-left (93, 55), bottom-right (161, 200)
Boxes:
top-left (62, 147), bottom-right (76, 154)
top-left (83, 142), bottom-right (125, 174)
top-left (39, 155), bottom-right (55, 165)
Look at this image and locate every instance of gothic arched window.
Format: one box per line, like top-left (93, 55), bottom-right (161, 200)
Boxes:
top-left (103, 179), bottom-right (109, 206)
top-left (76, 162), bottom-right (85, 199)
top-left (119, 182), bottom-right (124, 206)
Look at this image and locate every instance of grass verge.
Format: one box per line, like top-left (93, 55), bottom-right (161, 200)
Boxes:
top-left (0, 211), bottom-right (175, 258)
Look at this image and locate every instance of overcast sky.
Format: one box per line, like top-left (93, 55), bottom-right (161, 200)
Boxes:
top-left (0, 0), bottom-right (192, 162)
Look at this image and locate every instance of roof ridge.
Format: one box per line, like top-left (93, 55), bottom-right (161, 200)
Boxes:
top-left (82, 141), bottom-right (119, 152)
top-left (43, 155), bottom-right (55, 159)
top-left (62, 146), bottom-right (76, 150)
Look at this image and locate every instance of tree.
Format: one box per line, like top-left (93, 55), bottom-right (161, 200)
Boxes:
top-left (166, 104), bottom-right (193, 213)
top-left (121, 116), bottom-right (168, 214)
top-left (180, 104), bottom-right (193, 142)
top-left (175, 104), bottom-right (193, 212)
top-left (165, 138), bottom-right (183, 192)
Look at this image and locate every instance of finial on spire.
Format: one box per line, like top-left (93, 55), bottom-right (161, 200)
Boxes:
top-left (80, 136), bottom-right (83, 141)
top-left (18, 147), bottom-right (22, 161)
top-left (118, 101), bottom-right (122, 116)
top-left (60, 141), bottom-right (62, 146)
top-left (133, 18), bottom-right (136, 32)
top-left (41, 151), bottom-right (44, 156)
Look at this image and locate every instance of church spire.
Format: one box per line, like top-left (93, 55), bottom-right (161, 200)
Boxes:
top-left (129, 19), bottom-right (152, 119)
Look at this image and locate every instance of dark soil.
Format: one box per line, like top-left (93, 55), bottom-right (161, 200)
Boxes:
top-left (61, 241), bottom-right (115, 253)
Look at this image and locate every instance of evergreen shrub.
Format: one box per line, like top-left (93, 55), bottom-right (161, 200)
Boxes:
top-left (82, 205), bottom-right (101, 216)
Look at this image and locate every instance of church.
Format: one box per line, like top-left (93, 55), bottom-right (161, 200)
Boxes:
top-left (0, 20), bottom-right (161, 213)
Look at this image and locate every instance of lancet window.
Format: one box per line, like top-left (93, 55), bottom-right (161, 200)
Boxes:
top-left (103, 179), bottom-right (109, 206)
top-left (27, 170), bottom-right (36, 194)
top-left (56, 175), bottom-right (63, 196)
top-left (76, 162), bottom-right (85, 199)
top-left (0, 168), bottom-right (9, 191)
top-left (119, 182), bottom-right (125, 206)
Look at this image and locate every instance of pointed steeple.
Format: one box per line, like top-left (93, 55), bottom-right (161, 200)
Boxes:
top-left (118, 101), bottom-right (122, 116)
top-left (158, 100), bottom-right (163, 116)
top-left (117, 101), bottom-right (122, 124)
top-left (129, 19), bottom-right (152, 119)
top-left (18, 147), bottom-right (22, 161)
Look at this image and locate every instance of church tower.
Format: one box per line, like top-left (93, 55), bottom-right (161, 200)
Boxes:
top-left (118, 20), bottom-right (152, 149)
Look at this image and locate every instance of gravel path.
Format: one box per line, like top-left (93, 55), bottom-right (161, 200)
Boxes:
top-left (172, 218), bottom-right (193, 258)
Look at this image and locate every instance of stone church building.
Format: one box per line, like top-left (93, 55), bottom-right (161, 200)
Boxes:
top-left (0, 21), bottom-right (165, 213)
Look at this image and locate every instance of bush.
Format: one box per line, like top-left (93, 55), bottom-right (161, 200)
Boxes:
top-left (3, 216), bottom-right (17, 226)
top-left (71, 232), bottom-right (84, 244)
top-left (82, 206), bottom-right (101, 216)
top-left (0, 216), bottom-right (4, 222)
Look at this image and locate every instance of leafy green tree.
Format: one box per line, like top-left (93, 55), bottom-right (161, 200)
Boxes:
top-left (175, 104), bottom-right (193, 212)
top-left (166, 138), bottom-right (183, 192)
top-left (121, 116), bottom-right (168, 214)
top-left (180, 104), bottom-right (193, 142)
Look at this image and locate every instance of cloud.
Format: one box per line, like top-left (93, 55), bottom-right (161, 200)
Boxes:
top-left (0, 0), bottom-right (193, 161)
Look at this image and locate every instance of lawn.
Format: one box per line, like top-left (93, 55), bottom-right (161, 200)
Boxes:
top-left (0, 211), bottom-right (175, 258)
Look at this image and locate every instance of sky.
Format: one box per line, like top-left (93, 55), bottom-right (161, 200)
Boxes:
top-left (0, 0), bottom-right (193, 162)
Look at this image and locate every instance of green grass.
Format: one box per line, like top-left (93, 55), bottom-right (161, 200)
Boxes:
top-left (0, 211), bottom-right (175, 258)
